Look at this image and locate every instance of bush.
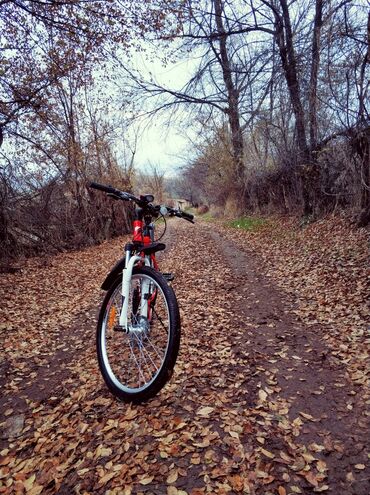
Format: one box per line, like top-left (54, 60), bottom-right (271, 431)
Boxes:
top-left (197, 204), bottom-right (209, 214)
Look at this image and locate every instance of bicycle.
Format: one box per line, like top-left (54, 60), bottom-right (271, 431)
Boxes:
top-left (89, 182), bottom-right (194, 402)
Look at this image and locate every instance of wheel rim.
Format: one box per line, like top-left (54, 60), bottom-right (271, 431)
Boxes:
top-left (100, 273), bottom-right (171, 394)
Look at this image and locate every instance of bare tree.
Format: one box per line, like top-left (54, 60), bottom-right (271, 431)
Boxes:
top-left (120, 0), bottom-right (274, 208)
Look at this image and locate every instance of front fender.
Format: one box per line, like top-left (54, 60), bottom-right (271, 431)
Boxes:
top-left (101, 257), bottom-right (125, 290)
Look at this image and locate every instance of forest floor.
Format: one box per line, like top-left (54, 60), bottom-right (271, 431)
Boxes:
top-left (0, 214), bottom-right (369, 495)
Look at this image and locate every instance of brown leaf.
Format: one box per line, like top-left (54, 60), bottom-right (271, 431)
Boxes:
top-left (304, 471), bottom-right (319, 487)
top-left (139, 475), bottom-right (154, 485)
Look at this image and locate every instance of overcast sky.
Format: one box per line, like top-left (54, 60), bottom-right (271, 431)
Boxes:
top-left (125, 50), bottom-right (200, 177)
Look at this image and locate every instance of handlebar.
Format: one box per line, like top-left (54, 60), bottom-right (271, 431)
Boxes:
top-left (166, 207), bottom-right (194, 223)
top-left (181, 211), bottom-right (195, 222)
top-left (90, 182), bottom-right (118, 195)
top-left (89, 181), bottom-right (195, 223)
top-left (90, 182), bottom-right (133, 201)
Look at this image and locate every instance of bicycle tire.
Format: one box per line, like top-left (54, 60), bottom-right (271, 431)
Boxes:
top-left (96, 266), bottom-right (180, 402)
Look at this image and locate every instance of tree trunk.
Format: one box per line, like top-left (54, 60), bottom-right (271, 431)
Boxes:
top-left (213, 0), bottom-right (244, 190)
top-left (274, 0), bottom-right (316, 215)
top-left (309, 0), bottom-right (323, 151)
top-left (275, 0), bottom-right (308, 160)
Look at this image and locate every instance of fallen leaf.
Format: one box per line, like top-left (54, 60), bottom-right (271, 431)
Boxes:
top-left (99, 472), bottom-right (116, 485)
top-left (167, 469), bottom-right (178, 484)
top-left (139, 475), bottom-right (154, 485)
top-left (260, 448), bottom-right (275, 459)
top-left (317, 460), bottom-right (328, 473)
top-left (313, 485), bottom-right (329, 492)
top-left (23, 474), bottom-right (36, 491)
top-left (299, 412), bottom-right (314, 420)
top-left (305, 472), bottom-right (319, 487)
top-left (290, 486), bottom-right (302, 493)
top-left (197, 406), bottom-right (214, 416)
top-left (258, 389), bottom-right (268, 402)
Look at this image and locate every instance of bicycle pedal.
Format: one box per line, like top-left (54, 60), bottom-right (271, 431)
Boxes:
top-left (162, 272), bottom-right (174, 281)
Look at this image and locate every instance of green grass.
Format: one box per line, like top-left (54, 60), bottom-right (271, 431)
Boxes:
top-left (198, 211), bottom-right (216, 221)
top-left (228, 216), bottom-right (267, 231)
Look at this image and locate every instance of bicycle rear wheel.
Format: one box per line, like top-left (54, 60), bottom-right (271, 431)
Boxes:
top-left (97, 266), bottom-right (180, 402)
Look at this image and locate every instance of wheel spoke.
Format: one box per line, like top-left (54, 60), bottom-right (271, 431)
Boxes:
top-left (152, 307), bottom-right (168, 331)
top-left (129, 337), bottom-right (146, 386)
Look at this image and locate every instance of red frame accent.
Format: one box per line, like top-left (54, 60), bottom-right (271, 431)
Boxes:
top-left (131, 217), bottom-right (159, 321)
top-left (131, 219), bottom-right (159, 269)
top-left (132, 220), bottom-right (143, 243)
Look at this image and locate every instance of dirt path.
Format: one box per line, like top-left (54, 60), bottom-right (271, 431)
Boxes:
top-left (0, 221), bottom-right (368, 494)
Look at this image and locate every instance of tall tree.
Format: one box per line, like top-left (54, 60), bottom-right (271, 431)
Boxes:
top-left (121, 0), bottom-right (273, 207)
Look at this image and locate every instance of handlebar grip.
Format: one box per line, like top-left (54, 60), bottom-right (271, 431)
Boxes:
top-left (89, 182), bottom-right (119, 195)
top-left (181, 211), bottom-right (194, 221)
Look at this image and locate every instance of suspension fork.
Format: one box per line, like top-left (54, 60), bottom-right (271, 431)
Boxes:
top-left (119, 246), bottom-right (151, 330)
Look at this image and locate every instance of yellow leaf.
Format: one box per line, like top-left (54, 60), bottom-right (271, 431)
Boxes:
top-left (166, 469), bottom-right (178, 484)
top-left (193, 438), bottom-right (210, 448)
top-left (255, 470), bottom-right (269, 478)
top-left (139, 475), bottom-right (154, 485)
top-left (290, 457), bottom-right (306, 472)
top-left (317, 460), bottom-right (328, 473)
top-left (95, 446), bottom-right (112, 458)
top-left (197, 406), bottom-right (214, 416)
top-left (292, 417), bottom-right (303, 427)
top-left (290, 486), bottom-right (302, 493)
top-left (299, 412), bottom-right (314, 420)
top-left (99, 472), bottom-right (116, 485)
top-left (302, 452), bottom-right (316, 463)
top-left (346, 472), bottom-right (355, 482)
top-left (167, 487), bottom-right (178, 495)
top-left (313, 485), bottom-right (329, 492)
top-left (77, 468), bottom-right (90, 476)
top-left (28, 485), bottom-right (43, 495)
top-left (309, 443), bottom-right (325, 452)
top-left (260, 448), bottom-right (275, 459)
top-left (229, 430), bottom-right (239, 439)
top-left (258, 389), bottom-right (268, 402)
top-left (279, 451), bottom-right (292, 462)
top-left (354, 464), bottom-right (365, 470)
top-left (24, 474), bottom-right (36, 492)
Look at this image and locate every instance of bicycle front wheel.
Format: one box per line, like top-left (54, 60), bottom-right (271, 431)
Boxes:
top-left (97, 266), bottom-right (181, 402)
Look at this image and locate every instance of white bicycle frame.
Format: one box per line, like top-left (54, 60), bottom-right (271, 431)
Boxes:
top-left (119, 253), bottom-right (152, 330)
